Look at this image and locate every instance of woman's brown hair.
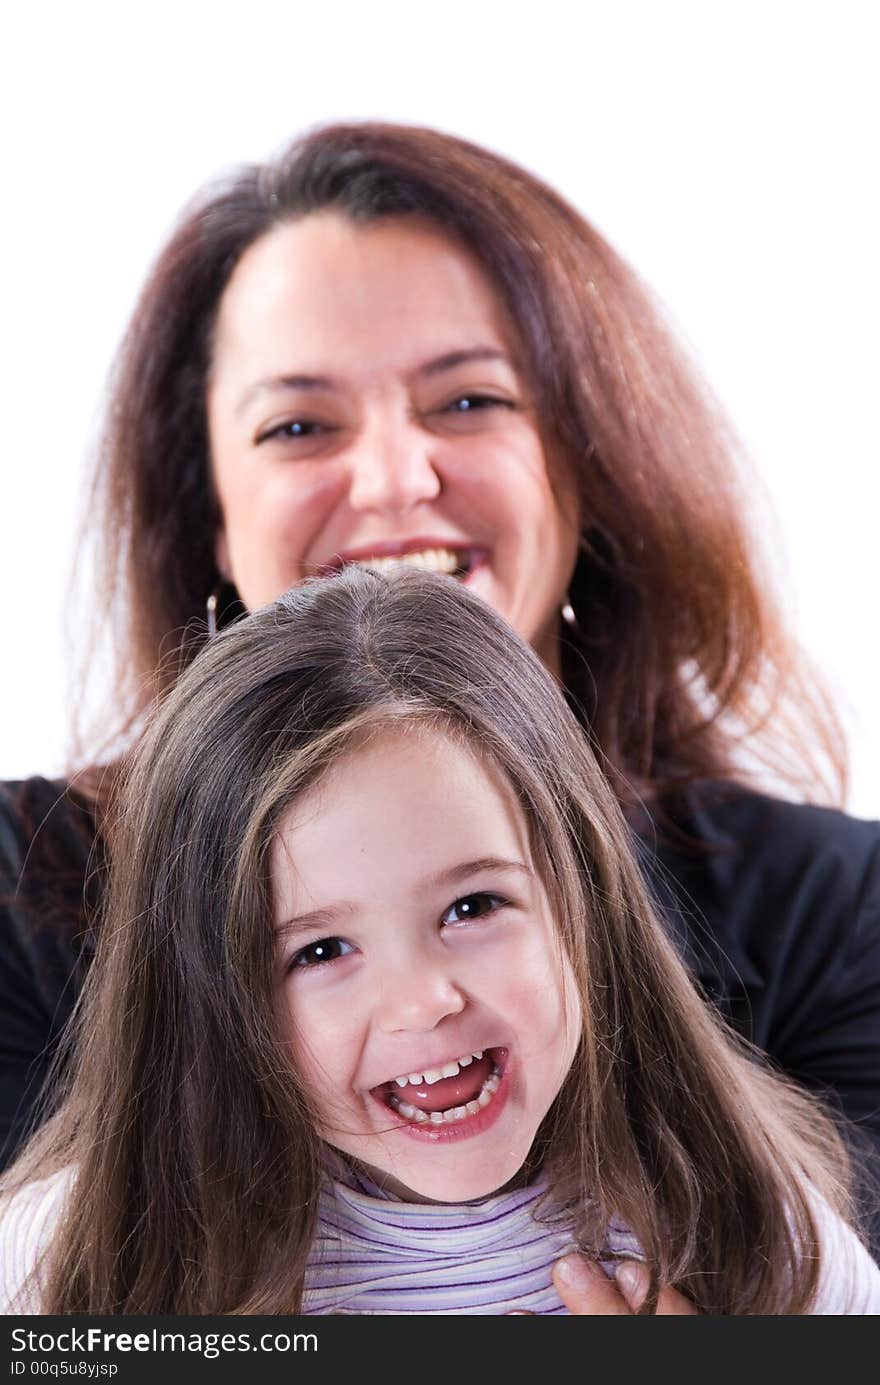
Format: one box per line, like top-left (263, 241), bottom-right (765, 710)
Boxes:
top-left (9, 568), bottom-right (855, 1313)
top-left (75, 120), bottom-right (844, 809)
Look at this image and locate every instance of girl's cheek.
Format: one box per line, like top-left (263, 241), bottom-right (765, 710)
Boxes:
top-left (290, 990), bottom-right (362, 1067)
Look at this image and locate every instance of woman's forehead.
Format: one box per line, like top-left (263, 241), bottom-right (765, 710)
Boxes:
top-left (208, 211), bottom-right (523, 392)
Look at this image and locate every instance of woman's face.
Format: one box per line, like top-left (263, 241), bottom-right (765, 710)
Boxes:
top-left (273, 725), bottom-right (582, 1203)
top-left (207, 213), bottom-right (580, 674)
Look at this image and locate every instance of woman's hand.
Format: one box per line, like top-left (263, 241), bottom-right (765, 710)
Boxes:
top-left (551, 1255), bottom-right (698, 1315)
top-left (508, 1256), bottom-right (699, 1315)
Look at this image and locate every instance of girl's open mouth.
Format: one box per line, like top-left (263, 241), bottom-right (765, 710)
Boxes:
top-left (371, 1047), bottom-right (510, 1142)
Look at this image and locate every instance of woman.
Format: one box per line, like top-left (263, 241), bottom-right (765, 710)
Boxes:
top-left (1, 121), bottom-right (878, 1262)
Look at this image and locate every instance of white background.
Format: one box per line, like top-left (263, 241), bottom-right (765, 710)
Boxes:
top-left (1, 1), bottom-right (878, 815)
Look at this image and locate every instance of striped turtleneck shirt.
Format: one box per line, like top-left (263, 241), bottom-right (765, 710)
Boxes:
top-left (301, 1170), bottom-right (617, 1315)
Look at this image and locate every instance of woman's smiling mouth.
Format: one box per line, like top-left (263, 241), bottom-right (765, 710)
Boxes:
top-left (320, 539), bottom-right (488, 583)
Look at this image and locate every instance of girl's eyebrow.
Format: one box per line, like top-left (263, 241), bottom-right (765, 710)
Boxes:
top-left (424, 856), bottom-right (532, 888)
top-left (235, 347), bottom-right (517, 417)
top-left (275, 904), bottom-right (353, 939)
top-left (274, 857), bottom-right (532, 935)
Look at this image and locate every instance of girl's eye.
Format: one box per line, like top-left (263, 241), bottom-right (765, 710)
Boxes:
top-left (290, 936), bottom-right (354, 969)
top-left (441, 892), bottom-right (507, 926)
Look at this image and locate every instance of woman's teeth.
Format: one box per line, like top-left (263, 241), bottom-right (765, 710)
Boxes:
top-left (350, 548), bottom-right (469, 577)
top-left (392, 1051), bottom-right (483, 1087)
top-left (390, 1070), bottom-right (500, 1125)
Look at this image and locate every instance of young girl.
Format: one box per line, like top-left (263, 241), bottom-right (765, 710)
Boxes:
top-left (1, 567), bottom-right (878, 1315)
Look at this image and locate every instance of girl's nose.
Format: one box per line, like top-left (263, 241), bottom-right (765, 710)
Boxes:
top-left (346, 416), bottom-right (442, 516)
top-left (374, 961), bottom-right (467, 1035)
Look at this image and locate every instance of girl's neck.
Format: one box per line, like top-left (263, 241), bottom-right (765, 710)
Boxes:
top-left (325, 1147), bottom-right (542, 1204)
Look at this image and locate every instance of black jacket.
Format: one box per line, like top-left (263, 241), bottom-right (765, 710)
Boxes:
top-left (2, 775), bottom-right (879, 1245)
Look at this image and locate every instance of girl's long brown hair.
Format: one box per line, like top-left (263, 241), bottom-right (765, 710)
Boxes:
top-left (74, 119), bottom-right (844, 809)
top-left (9, 568), bottom-right (854, 1313)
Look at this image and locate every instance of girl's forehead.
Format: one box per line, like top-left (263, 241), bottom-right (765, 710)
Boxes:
top-left (269, 724), bottom-right (536, 914)
top-left (275, 722), bottom-right (529, 843)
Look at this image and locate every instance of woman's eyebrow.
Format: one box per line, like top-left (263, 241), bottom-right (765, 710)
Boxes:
top-left (416, 346), bottom-right (517, 378)
top-left (236, 373), bottom-right (333, 416)
top-left (235, 348), bottom-right (517, 416)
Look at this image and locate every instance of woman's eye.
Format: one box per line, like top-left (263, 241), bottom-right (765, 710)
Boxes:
top-left (441, 892), bottom-right (507, 926)
top-left (290, 937), bottom-right (353, 969)
top-left (256, 419), bottom-right (331, 444)
top-left (441, 394), bottom-right (514, 415)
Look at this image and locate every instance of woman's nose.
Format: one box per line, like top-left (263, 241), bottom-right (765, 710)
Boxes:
top-left (373, 960), bottom-right (467, 1035)
top-left (346, 415), bottom-right (442, 516)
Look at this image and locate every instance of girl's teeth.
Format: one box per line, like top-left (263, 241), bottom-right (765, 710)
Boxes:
top-left (389, 1064), bottom-right (502, 1125)
top-left (390, 1051), bottom-right (485, 1088)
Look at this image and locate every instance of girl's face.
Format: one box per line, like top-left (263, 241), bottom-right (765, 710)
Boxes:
top-left (272, 726), bottom-right (582, 1203)
top-left (207, 213), bottom-right (580, 676)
